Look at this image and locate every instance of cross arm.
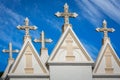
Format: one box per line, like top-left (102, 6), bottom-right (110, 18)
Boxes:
top-left (108, 28), bottom-right (115, 32)
top-left (29, 26), bottom-right (37, 30)
top-left (96, 28), bottom-right (104, 32)
top-left (55, 12), bottom-right (64, 17)
top-left (34, 38), bottom-right (53, 43)
top-left (12, 49), bottom-right (19, 53)
top-left (17, 25), bottom-right (26, 30)
top-left (2, 49), bottom-right (9, 53)
top-left (96, 28), bottom-right (115, 32)
top-left (68, 13), bottom-right (78, 17)
top-left (45, 39), bottom-right (53, 43)
top-left (34, 39), bottom-right (41, 42)
top-left (2, 49), bottom-right (19, 53)
top-left (55, 12), bottom-right (78, 18)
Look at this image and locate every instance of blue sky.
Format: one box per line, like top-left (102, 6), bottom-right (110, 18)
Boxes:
top-left (0, 0), bottom-right (120, 71)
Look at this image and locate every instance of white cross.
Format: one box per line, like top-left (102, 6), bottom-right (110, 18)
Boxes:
top-left (34, 31), bottom-right (52, 48)
top-left (17, 17), bottom-right (37, 36)
top-left (55, 3), bottom-right (78, 24)
top-left (2, 42), bottom-right (19, 59)
top-left (96, 20), bottom-right (115, 38)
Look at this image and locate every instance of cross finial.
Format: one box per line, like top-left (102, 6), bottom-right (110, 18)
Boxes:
top-left (103, 20), bottom-right (107, 28)
top-left (2, 42), bottom-right (19, 60)
top-left (96, 20), bottom-right (115, 44)
top-left (64, 3), bottom-right (68, 9)
top-left (25, 17), bottom-right (29, 26)
top-left (17, 17), bottom-right (37, 42)
top-left (55, 3), bottom-right (78, 32)
top-left (34, 31), bottom-right (53, 49)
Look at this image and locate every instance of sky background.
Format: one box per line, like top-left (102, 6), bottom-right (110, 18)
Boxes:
top-left (0, 0), bottom-right (120, 72)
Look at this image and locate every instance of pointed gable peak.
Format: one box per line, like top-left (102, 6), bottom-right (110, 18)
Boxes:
top-left (48, 27), bottom-right (93, 65)
top-left (93, 39), bottom-right (120, 75)
top-left (9, 39), bottom-right (48, 75)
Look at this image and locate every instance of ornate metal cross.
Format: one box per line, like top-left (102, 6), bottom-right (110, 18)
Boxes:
top-left (17, 17), bottom-right (37, 36)
top-left (2, 42), bottom-right (19, 59)
top-left (96, 20), bottom-right (115, 38)
top-left (34, 31), bottom-right (52, 48)
top-left (55, 3), bottom-right (78, 24)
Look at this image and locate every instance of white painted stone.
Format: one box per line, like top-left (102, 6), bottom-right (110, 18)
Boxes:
top-left (50, 65), bottom-right (92, 80)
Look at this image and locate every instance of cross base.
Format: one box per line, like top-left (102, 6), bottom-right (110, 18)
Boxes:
top-left (40, 48), bottom-right (48, 56)
top-left (41, 48), bottom-right (48, 50)
top-left (24, 35), bottom-right (31, 42)
top-left (24, 67), bottom-right (34, 74)
top-left (8, 58), bottom-right (14, 64)
top-left (62, 24), bottom-right (72, 32)
top-left (66, 55), bottom-right (75, 61)
top-left (102, 37), bottom-right (110, 45)
top-left (40, 48), bottom-right (49, 64)
top-left (105, 67), bottom-right (114, 74)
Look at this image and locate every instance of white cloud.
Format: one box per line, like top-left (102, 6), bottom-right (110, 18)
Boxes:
top-left (75, 0), bottom-right (120, 26)
top-left (91, 0), bottom-right (120, 25)
top-left (75, 0), bottom-right (120, 25)
top-left (75, 0), bottom-right (103, 26)
top-left (0, 4), bottom-right (25, 48)
top-left (46, 18), bottom-right (61, 32)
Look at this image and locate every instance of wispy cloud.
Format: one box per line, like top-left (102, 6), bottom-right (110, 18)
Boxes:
top-left (75, 0), bottom-right (120, 26)
top-left (91, 0), bottom-right (120, 25)
top-left (45, 18), bottom-right (61, 32)
top-left (0, 4), bottom-right (24, 48)
top-left (75, 0), bottom-right (103, 26)
top-left (81, 39), bottom-right (99, 60)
